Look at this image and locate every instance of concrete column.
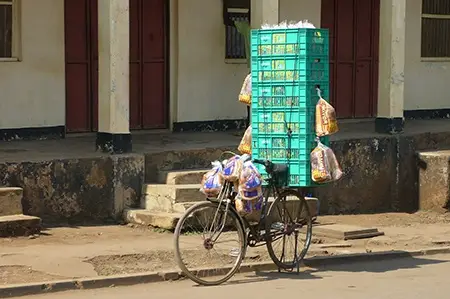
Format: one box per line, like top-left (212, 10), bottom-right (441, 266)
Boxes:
top-left (95, 0), bottom-right (132, 154)
top-left (251, 0), bottom-right (279, 28)
top-left (375, 0), bottom-right (406, 134)
top-left (249, 0), bottom-right (279, 126)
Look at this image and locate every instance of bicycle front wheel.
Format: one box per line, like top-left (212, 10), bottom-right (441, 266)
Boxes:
top-left (174, 201), bottom-right (246, 286)
top-left (265, 189), bottom-right (313, 270)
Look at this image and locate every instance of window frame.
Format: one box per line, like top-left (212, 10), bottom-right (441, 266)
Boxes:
top-left (224, 7), bottom-right (250, 64)
top-left (0, 0), bottom-right (21, 62)
top-left (420, 1), bottom-right (450, 61)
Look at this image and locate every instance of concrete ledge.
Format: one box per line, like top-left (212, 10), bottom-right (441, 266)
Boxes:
top-left (0, 214), bottom-right (41, 237)
top-left (418, 150), bottom-right (450, 212)
top-left (0, 187), bottom-right (23, 216)
top-left (1, 247), bottom-right (450, 298)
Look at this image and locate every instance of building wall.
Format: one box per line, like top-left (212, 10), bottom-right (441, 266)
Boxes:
top-left (175, 0), bottom-right (247, 123)
top-left (173, 0), bottom-right (321, 123)
top-left (279, 0), bottom-right (321, 27)
top-left (0, 0), bottom-right (65, 130)
top-left (404, 0), bottom-right (450, 111)
top-left (1, 0), bottom-right (448, 132)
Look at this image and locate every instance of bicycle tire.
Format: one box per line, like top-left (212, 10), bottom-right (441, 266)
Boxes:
top-left (174, 201), bottom-right (246, 286)
top-left (265, 189), bottom-right (313, 270)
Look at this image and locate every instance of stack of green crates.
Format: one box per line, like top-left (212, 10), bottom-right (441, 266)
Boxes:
top-left (250, 28), bottom-right (330, 187)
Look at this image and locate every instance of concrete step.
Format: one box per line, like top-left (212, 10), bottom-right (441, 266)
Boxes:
top-left (0, 187), bottom-right (23, 216)
top-left (142, 184), bottom-right (205, 212)
top-left (127, 196), bottom-right (319, 231)
top-left (157, 169), bottom-right (208, 185)
top-left (0, 214), bottom-right (41, 237)
top-left (124, 209), bottom-right (181, 230)
top-left (418, 150), bottom-right (450, 212)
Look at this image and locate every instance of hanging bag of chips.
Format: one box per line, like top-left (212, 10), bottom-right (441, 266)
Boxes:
top-left (315, 88), bottom-right (339, 137)
top-left (238, 73), bottom-right (252, 106)
top-left (238, 126), bottom-right (252, 154)
top-left (310, 139), bottom-right (343, 183)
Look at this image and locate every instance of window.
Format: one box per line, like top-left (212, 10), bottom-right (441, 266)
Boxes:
top-left (0, 0), bottom-right (19, 59)
top-left (224, 0), bottom-right (250, 60)
top-left (421, 0), bottom-right (450, 59)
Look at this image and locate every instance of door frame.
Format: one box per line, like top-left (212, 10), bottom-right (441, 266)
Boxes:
top-left (130, 0), bottom-right (171, 130)
top-left (321, 0), bottom-right (379, 118)
top-left (64, 0), bottom-right (171, 133)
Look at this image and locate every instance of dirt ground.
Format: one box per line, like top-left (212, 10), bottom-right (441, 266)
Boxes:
top-left (2, 211), bottom-right (450, 285)
top-left (319, 211), bottom-right (450, 227)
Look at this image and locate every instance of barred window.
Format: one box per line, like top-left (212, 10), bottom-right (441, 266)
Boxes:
top-left (421, 0), bottom-right (450, 58)
top-left (0, 0), bottom-right (13, 58)
top-left (224, 0), bottom-right (250, 60)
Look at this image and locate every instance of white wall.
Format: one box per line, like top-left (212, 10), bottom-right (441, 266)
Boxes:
top-left (174, 0), bottom-right (321, 123)
top-left (279, 0), bottom-right (321, 27)
top-left (404, 0), bottom-right (450, 110)
top-left (175, 0), bottom-right (248, 123)
top-left (0, 0), bottom-right (65, 129)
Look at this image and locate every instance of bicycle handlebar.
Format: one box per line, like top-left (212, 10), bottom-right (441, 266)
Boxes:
top-left (253, 159), bottom-right (273, 169)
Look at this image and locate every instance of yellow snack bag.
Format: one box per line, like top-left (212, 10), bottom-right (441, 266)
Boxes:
top-left (310, 140), bottom-right (343, 183)
top-left (238, 126), bottom-right (252, 154)
top-left (238, 73), bottom-right (252, 105)
top-left (316, 96), bottom-right (339, 137)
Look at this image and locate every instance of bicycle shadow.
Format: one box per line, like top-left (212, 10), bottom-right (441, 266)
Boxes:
top-left (307, 254), bottom-right (448, 274)
top-left (223, 268), bottom-right (322, 286)
top-left (210, 253), bottom-right (449, 287)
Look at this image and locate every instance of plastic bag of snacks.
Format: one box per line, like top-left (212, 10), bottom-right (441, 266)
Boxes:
top-left (235, 195), bottom-right (263, 217)
top-left (238, 161), bottom-right (263, 200)
top-left (235, 161), bottom-right (264, 216)
top-left (238, 73), bottom-right (252, 105)
top-left (222, 155), bottom-right (244, 182)
top-left (200, 161), bottom-right (224, 197)
top-left (238, 126), bottom-right (252, 154)
top-left (310, 140), bottom-right (343, 183)
top-left (316, 94), bottom-right (339, 137)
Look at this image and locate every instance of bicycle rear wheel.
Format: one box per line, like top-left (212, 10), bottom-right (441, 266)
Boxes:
top-left (265, 189), bottom-right (313, 270)
top-left (174, 201), bottom-right (246, 286)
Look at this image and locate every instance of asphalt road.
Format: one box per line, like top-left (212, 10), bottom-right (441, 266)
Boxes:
top-left (22, 254), bottom-right (450, 299)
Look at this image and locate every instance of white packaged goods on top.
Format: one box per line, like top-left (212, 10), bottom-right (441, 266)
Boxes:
top-left (261, 20), bottom-right (316, 29)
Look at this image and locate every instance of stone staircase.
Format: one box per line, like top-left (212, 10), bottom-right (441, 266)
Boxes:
top-left (125, 169), bottom-right (208, 229)
top-left (125, 167), bottom-right (319, 230)
top-left (0, 187), bottom-right (42, 237)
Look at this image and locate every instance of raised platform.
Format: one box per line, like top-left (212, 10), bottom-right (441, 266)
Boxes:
top-left (0, 119), bottom-right (450, 225)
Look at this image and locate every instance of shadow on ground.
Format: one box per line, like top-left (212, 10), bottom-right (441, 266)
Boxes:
top-left (215, 254), bottom-right (449, 287)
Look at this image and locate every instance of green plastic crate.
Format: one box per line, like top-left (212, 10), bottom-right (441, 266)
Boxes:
top-left (251, 28), bottom-right (329, 58)
top-left (252, 56), bottom-right (329, 83)
top-left (251, 133), bottom-right (329, 187)
top-left (251, 81), bottom-right (330, 109)
top-left (250, 27), bottom-right (331, 187)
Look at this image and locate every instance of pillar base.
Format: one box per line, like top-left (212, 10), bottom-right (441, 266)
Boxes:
top-left (96, 132), bottom-right (132, 154)
top-left (375, 117), bottom-right (404, 134)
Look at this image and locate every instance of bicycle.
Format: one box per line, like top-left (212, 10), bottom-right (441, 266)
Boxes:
top-left (173, 154), bottom-right (313, 286)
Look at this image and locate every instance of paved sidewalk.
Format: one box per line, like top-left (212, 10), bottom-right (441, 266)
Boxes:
top-left (1, 211), bottom-right (450, 286)
top-left (21, 254), bottom-right (450, 299)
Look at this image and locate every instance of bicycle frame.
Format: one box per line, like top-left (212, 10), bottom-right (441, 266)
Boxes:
top-left (207, 174), bottom-right (284, 248)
